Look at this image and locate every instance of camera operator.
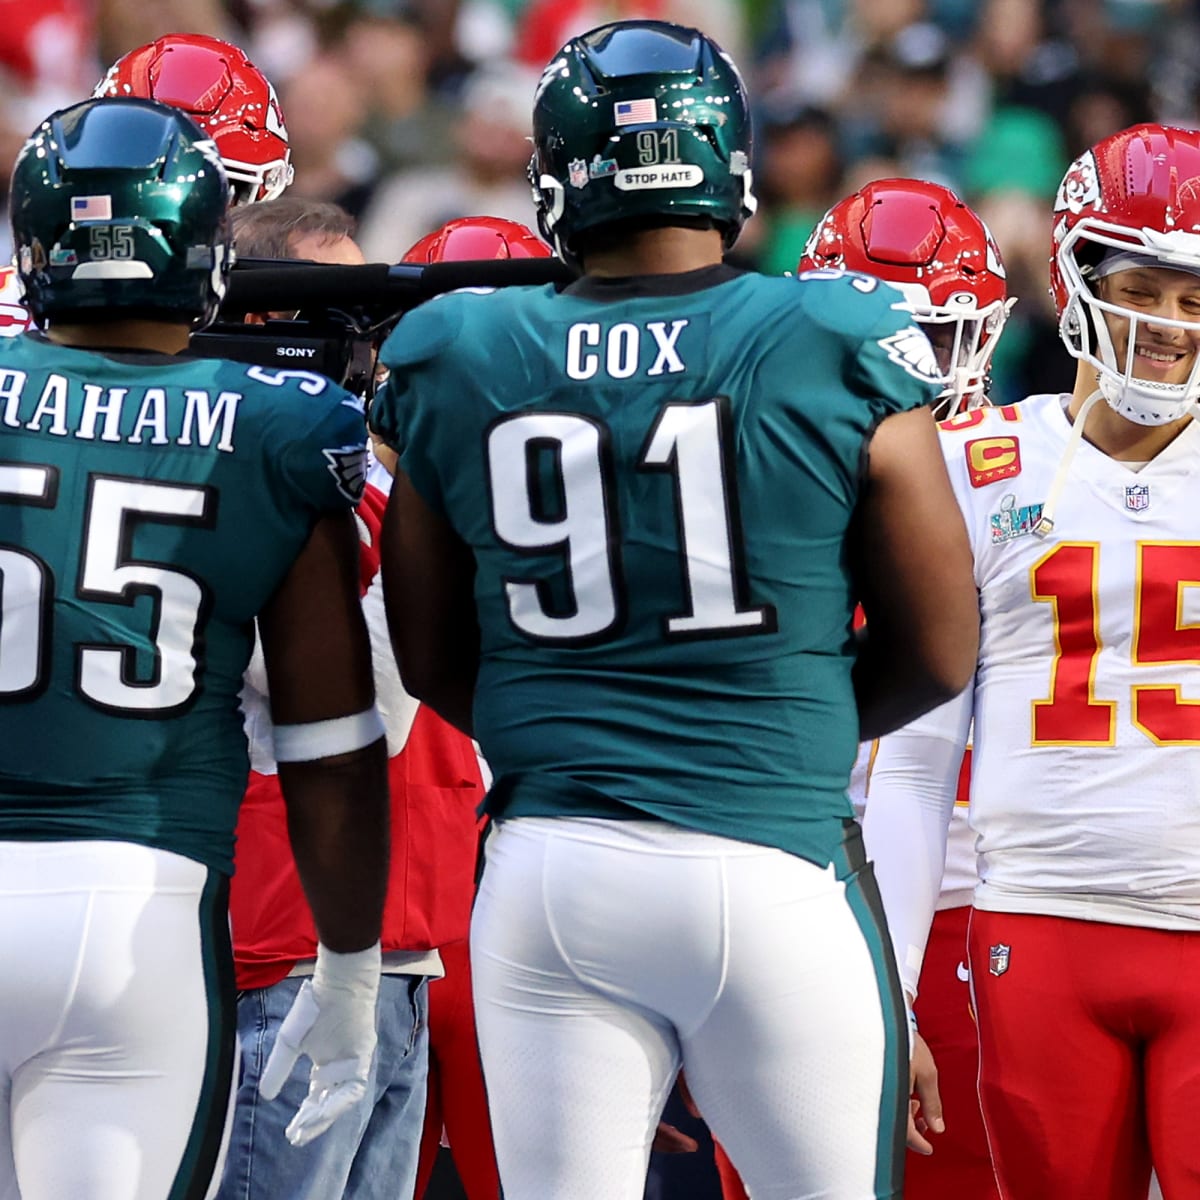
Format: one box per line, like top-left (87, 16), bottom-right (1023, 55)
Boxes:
top-left (218, 196), bottom-right (489, 1200)
top-left (231, 196), bottom-right (367, 282)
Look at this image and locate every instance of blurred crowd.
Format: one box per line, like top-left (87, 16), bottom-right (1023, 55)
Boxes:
top-left (4, 0), bottom-right (1200, 400)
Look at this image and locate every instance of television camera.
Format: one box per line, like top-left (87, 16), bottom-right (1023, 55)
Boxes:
top-left (194, 256), bottom-right (575, 396)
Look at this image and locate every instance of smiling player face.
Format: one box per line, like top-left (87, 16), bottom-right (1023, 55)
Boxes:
top-left (1097, 266), bottom-right (1200, 387)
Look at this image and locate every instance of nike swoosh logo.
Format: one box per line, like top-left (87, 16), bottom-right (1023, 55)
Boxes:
top-left (957, 962), bottom-right (970, 982)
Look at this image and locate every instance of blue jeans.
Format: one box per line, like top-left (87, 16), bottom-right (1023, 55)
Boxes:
top-left (217, 973), bottom-right (429, 1200)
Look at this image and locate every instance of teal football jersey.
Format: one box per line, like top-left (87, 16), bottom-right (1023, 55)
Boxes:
top-left (0, 335), bottom-right (367, 873)
top-left (372, 264), bottom-right (939, 868)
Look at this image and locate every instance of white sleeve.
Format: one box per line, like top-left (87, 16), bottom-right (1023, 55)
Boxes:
top-left (861, 682), bottom-right (974, 999)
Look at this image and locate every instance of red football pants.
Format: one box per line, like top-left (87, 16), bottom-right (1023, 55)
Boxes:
top-left (905, 905), bottom-right (998, 1199)
top-left (415, 939), bottom-right (500, 1200)
top-left (968, 909), bottom-right (1200, 1200)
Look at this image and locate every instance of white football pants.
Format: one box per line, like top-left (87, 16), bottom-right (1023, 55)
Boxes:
top-left (0, 840), bottom-right (237, 1200)
top-left (471, 817), bottom-right (907, 1200)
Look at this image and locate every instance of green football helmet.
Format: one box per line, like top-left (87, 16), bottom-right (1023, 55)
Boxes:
top-left (10, 96), bottom-right (233, 328)
top-left (530, 20), bottom-right (756, 265)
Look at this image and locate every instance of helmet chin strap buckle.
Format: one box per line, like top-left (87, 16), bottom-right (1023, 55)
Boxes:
top-left (1035, 389), bottom-right (1106, 538)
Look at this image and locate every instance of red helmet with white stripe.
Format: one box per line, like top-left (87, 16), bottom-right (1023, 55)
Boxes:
top-left (401, 216), bottom-right (553, 263)
top-left (799, 177), bottom-right (1013, 416)
top-left (1051, 123), bottom-right (1200, 425)
top-left (0, 267), bottom-right (33, 336)
top-left (95, 33), bottom-right (292, 206)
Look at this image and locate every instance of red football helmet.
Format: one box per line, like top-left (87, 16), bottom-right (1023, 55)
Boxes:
top-left (799, 178), bottom-right (1013, 416)
top-left (401, 216), bottom-right (553, 263)
top-left (0, 266), bottom-right (33, 336)
top-left (95, 33), bottom-right (292, 206)
top-left (1051, 123), bottom-right (1200, 425)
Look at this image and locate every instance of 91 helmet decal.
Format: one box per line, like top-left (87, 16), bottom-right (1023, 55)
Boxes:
top-left (799, 178), bottom-right (1013, 417)
top-left (95, 32), bottom-right (293, 206)
top-left (529, 20), bottom-right (756, 267)
top-left (1051, 123), bottom-right (1200, 425)
top-left (11, 97), bottom-right (233, 328)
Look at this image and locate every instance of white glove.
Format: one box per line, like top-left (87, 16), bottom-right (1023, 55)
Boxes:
top-left (259, 941), bottom-right (382, 1147)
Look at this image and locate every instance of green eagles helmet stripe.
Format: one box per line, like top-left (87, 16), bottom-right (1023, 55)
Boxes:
top-left (530, 20), bottom-right (756, 265)
top-left (10, 97), bottom-right (232, 329)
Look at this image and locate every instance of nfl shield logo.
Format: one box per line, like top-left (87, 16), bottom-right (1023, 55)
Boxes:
top-left (989, 943), bottom-right (1011, 976)
top-left (1125, 484), bottom-right (1150, 511)
top-left (567, 158), bottom-right (589, 189)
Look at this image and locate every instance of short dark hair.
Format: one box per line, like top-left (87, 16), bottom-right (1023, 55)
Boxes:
top-left (230, 196), bottom-right (357, 259)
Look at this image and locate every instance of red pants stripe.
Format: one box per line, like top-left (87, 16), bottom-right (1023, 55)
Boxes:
top-left (415, 939), bottom-right (500, 1200)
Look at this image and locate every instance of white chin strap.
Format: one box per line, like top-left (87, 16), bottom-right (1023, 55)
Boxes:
top-left (1035, 379), bottom-right (1200, 538)
top-left (1033, 389), bottom-right (1106, 539)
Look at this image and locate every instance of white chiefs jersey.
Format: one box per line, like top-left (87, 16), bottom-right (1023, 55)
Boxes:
top-left (939, 393), bottom-right (1200, 928)
top-left (850, 742), bottom-right (976, 911)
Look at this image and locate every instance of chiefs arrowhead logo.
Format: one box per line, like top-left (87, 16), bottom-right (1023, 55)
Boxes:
top-left (266, 82), bottom-right (289, 141)
top-left (323, 444), bottom-right (367, 504)
top-left (1055, 150), bottom-right (1100, 215)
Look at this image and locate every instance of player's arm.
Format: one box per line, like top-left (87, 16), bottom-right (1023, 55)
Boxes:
top-left (378, 466), bottom-right (479, 737)
top-left (255, 508), bottom-right (391, 1148)
top-left (257, 507), bottom-right (389, 953)
top-left (851, 405), bottom-right (978, 739)
top-left (861, 693), bottom-right (971, 1000)
top-left (862, 690), bottom-right (972, 1154)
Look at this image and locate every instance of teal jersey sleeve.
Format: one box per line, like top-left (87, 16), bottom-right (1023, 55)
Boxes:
top-left (377, 291), bottom-right (465, 379)
top-left (370, 291), bottom-right (482, 517)
top-left (795, 269), bottom-right (943, 422)
top-left (851, 300), bottom-right (944, 419)
top-left (242, 365), bottom-right (370, 515)
top-left (369, 377), bottom-right (443, 516)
